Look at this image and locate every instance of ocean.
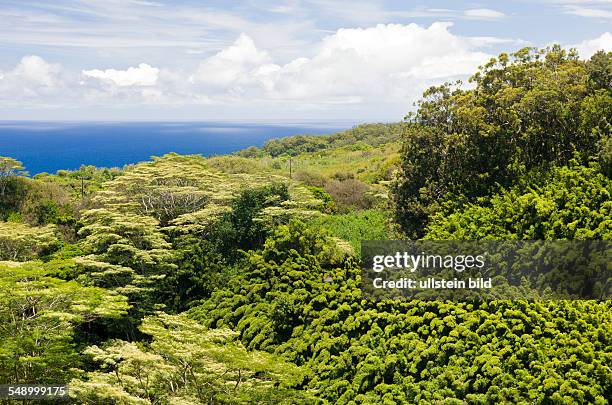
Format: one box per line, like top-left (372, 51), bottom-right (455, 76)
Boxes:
top-left (0, 121), bottom-right (351, 175)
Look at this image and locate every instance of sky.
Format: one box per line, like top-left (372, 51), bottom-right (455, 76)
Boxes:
top-left (0, 0), bottom-right (610, 122)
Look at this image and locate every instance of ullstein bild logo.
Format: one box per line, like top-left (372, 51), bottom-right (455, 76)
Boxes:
top-left (361, 241), bottom-right (611, 301)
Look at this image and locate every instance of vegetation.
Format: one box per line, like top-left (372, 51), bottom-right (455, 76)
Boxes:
top-left (425, 163), bottom-right (612, 240)
top-left (70, 312), bottom-right (309, 404)
top-left (236, 123), bottom-right (401, 158)
top-left (191, 222), bottom-right (611, 403)
top-left (393, 47), bottom-right (612, 237)
top-left (311, 209), bottom-right (395, 254)
top-left (0, 46), bottom-right (610, 404)
top-left (0, 261), bottom-right (128, 384)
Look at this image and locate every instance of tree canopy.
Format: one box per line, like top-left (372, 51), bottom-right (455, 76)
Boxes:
top-left (393, 47), bottom-right (612, 237)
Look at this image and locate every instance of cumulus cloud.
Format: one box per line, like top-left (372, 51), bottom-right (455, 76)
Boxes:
top-left (464, 8), bottom-right (506, 20)
top-left (191, 33), bottom-right (272, 92)
top-left (3, 25), bottom-right (611, 118)
top-left (82, 63), bottom-right (159, 86)
top-left (571, 31), bottom-right (612, 57)
top-left (0, 55), bottom-right (65, 102)
top-left (189, 23), bottom-right (493, 103)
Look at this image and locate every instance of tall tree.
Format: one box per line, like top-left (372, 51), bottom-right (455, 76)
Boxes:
top-left (393, 47), bottom-right (612, 236)
top-left (0, 157), bottom-right (27, 197)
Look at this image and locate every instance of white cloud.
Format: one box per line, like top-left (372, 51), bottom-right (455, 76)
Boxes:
top-left (82, 63), bottom-right (159, 86)
top-left (188, 23), bottom-right (493, 104)
top-left (13, 55), bottom-right (61, 87)
top-left (571, 31), bottom-right (612, 57)
top-left (563, 5), bottom-right (612, 17)
top-left (464, 8), bottom-right (506, 20)
top-left (5, 27), bottom-right (610, 119)
top-left (0, 23), bottom-right (498, 112)
top-left (0, 55), bottom-right (65, 101)
top-left (191, 34), bottom-right (272, 91)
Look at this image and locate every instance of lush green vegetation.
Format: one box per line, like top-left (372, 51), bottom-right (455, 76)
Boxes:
top-left (310, 209), bottom-right (396, 254)
top-left (425, 163), bottom-right (612, 240)
top-left (191, 222), bottom-right (611, 403)
top-left (393, 47), bottom-right (612, 238)
top-left (0, 46), bottom-right (610, 404)
top-left (236, 123), bottom-right (401, 158)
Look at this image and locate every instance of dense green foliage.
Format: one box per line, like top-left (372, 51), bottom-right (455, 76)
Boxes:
top-left (426, 163), bottom-right (612, 240)
top-left (393, 47), bottom-right (612, 237)
top-left (311, 209), bottom-right (395, 254)
top-left (70, 312), bottom-right (309, 404)
top-left (191, 221), bottom-right (611, 404)
top-left (237, 123), bottom-right (401, 158)
top-left (0, 153), bottom-right (326, 402)
top-left (0, 45), bottom-right (610, 404)
top-left (0, 261), bottom-right (128, 384)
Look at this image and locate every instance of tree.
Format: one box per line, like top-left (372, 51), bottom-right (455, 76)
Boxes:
top-left (70, 312), bottom-right (310, 404)
top-left (393, 47), bottom-right (612, 236)
top-left (0, 157), bottom-right (27, 197)
top-left (586, 50), bottom-right (612, 90)
top-left (190, 221), bottom-right (611, 403)
top-left (425, 163), bottom-right (612, 240)
top-left (0, 222), bottom-right (60, 260)
top-left (0, 261), bottom-right (128, 384)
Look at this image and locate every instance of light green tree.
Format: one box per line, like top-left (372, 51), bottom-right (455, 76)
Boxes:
top-left (70, 312), bottom-right (310, 404)
top-left (0, 222), bottom-right (60, 260)
top-left (0, 261), bottom-right (129, 384)
top-left (0, 156), bottom-right (28, 197)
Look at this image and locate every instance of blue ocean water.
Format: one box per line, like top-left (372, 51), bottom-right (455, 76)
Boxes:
top-left (0, 121), bottom-right (351, 175)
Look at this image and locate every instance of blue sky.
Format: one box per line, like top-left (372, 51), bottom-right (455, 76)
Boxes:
top-left (0, 0), bottom-right (610, 121)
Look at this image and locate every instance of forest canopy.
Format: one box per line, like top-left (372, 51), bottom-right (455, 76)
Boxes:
top-left (0, 46), bottom-right (610, 404)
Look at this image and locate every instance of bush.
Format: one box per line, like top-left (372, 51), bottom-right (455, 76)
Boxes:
top-left (425, 163), bottom-right (612, 240)
top-left (294, 170), bottom-right (327, 187)
top-left (324, 178), bottom-right (374, 213)
top-left (393, 47), bottom-right (612, 237)
top-left (306, 186), bottom-right (336, 214)
top-left (19, 181), bottom-right (75, 226)
top-left (331, 171), bottom-right (355, 181)
top-left (311, 209), bottom-right (393, 254)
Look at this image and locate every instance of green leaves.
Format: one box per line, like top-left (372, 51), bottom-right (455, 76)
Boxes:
top-left (425, 164), bottom-right (612, 240)
top-left (0, 156), bottom-right (27, 197)
top-left (71, 312), bottom-right (309, 404)
top-left (0, 261), bottom-right (128, 384)
top-left (393, 48), bottom-right (612, 236)
top-left (0, 222), bottom-right (60, 260)
top-left (190, 220), bottom-right (612, 403)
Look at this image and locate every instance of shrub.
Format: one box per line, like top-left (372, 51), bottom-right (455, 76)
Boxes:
top-left (425, 163), bottom-right (612, 240)
top-left (306, 186), bottom-right (336, 214)
top-left (311, 209), bottom-right (393, 254)
top-left (325, 178), bottom-right (374, 213)
top-left (393, 47), bottom-right (612, 237)
top-left (294, 170), bottom-right (328, 187)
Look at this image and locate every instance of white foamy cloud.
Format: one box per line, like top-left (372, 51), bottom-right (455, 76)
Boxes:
top-left (82, 63), bottom-right (159, 86)
top-left (0, 55), bottom-right (65, 102)
top-left (191, 33), bottom-right (272, 91)
top-left (2, 25), bottom-right (611, 119)
top-left (464, 8), bottom-right (506, 20)
top-left (188, 23), bottom-right (493, 104)
top-left (572, 31), bottom-right (612, 57)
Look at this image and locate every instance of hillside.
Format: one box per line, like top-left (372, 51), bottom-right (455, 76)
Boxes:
top-left (0, 47), bottom-right (610, 404)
